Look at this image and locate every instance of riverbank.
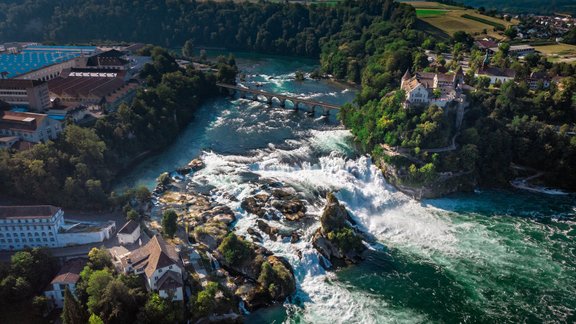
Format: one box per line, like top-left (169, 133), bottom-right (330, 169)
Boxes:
top-left (110, 53), bottom-right (576, 323)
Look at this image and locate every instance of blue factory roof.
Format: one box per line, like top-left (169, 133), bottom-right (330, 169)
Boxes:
top-left (0, 45), bottom-right (97, 79)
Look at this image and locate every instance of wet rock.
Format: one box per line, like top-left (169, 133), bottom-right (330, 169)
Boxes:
top-left (256, 219), bottom-right (279, 241)
top-left (290, 232), bottom-right (300, 243)
top-left (270, 198), bottom-right (306, 221)
top-left (188, 159), bottom-right (205, 172)
top-left (241, 194), bottom-right (269, 216)
top-left (271, 188), bottom-right (296, 199)
top-left (193, 222), bottom-right (228, 250)
top-left (312, 192), bottom-right (366, 267)
top-left (204, 205), bottom-right (236, 225)
top-left (247, 227), bottom-right (263, 243)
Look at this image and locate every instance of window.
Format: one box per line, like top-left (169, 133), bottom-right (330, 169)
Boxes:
top-left (169, 265), bottom-right (172, 270)
top-left (50, 238), bottom-right (54, 242)
top-left (158, 269), bottom-right (162, 273)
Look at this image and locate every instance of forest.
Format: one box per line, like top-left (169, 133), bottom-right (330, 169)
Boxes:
top-left (0, 48), bottom-right (235, 208)
top-left (0, 0), bottom-right (574, 199)
top-left (340, 33), bottom-right (576, 190)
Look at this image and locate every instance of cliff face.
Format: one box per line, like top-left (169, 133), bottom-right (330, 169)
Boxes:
top-left (312, 192), bottom-right (366, 268)
top-left (378, 158), bottom-right (477, 199)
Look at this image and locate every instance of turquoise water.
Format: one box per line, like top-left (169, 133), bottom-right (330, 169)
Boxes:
top-left (116, 53), bottom-right (576, 323)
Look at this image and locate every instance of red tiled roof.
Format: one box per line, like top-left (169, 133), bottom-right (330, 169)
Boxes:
top-left (50, 258), bottom-right (86, 285)
top-left (124, 235), bottom-right (182, 278)
top-left (478, 67), bottom-right (516, 78)
top-left (0, 111), bottom-right (48, 133)
top-left (0, 205), bottom-right (60, 219)
top-left (157, 270), bottom-right (183, 291)
top-left (118, 220), bottom-right (140, 234)
top-left (0, 79), bottom-right (45, 89)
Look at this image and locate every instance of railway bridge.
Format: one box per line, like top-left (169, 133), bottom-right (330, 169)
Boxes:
top-left (216, 83), bottom-right (341, 115)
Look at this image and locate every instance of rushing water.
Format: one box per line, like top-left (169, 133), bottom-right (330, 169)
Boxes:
top-left (116, 53), bottom-right (576, 323)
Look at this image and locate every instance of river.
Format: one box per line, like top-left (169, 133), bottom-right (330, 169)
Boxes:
top-left (115, 53), bottom-right (576, 323)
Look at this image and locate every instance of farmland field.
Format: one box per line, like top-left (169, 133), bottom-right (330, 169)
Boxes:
top-left (416, 9), bottom-right (448, 17)
top-left (402, 1), bottom-right (516, 39)
top-left (534, 43), bottom-right (576, 64)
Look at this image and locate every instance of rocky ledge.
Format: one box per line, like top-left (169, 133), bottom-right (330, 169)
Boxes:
top-left (312, 192), bottom-right (367, 268)
top-left (241, 187), bottom-right (307, 221)
top-left (156, 172), bottom-right (296, 318)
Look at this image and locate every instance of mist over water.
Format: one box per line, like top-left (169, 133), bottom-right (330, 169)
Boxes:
top-left (116, 54), bottom-right (576, 323)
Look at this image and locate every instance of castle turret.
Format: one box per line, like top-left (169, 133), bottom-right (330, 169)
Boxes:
top-left (482, 51), bottom-right (490, 68)
top-left (401, 69), bottom-right (411, 89)
top-left (402, 69), bottom-right (411, 80)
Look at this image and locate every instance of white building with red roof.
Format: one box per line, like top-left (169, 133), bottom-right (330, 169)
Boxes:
top-left (120, 234), bottom-right (184, 301)
top-left (400, 67), bottom-right (464, 108)
top-left (44, 258), bottom-right (87, 308)
top-left (0, 111), bottom-right (63, 143)
top-left (0, 205), bottom-right (115, 251)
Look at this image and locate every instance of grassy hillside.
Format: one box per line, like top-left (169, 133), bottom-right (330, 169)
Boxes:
top-left (402, 1), bottom-right (516, 40)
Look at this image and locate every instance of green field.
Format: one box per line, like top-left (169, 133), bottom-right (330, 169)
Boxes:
top-left (404, 1), bottom-right (515, 40)
top-left (416, 9), bottom-right (448, 17)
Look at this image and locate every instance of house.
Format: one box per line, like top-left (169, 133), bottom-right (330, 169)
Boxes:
top-left (476, 66), bottom-right (516, 84)
top-left (475, 39), bottom-right (499, 52)
top-left (0, 205), bottom-right (115, 251)
top-left (117, 220), bottom-right (141, 245)
top-left (0, 79), bottom-right (50, 112)
top-left (400, 67), bottom-right (464, 107)
top-left (0, 136), bottom-right (18, 149)
top-left (527, 71), bottom-right (551, 90)
top-left (119, 235), bottom-right (184, 301)
top-left (44, 258), bottom-right (87, 308)
top-left (0, 111), bottom-right (63, 143)
top-left (475, 52), bottom-right (516, 85)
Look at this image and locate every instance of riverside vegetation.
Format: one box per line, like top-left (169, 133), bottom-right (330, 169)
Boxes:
top-left (0, 0), bottom-right (572, 204)
top-left (0, 47), bottom-right (237, 208)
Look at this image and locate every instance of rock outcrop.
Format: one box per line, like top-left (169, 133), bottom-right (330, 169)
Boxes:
top-left (312, 192), bottom-right (366, 267)
top-left (241, 189), bottom-right (307, 221)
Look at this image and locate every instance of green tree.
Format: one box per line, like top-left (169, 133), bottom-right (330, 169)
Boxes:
top-left (62, 288), bottom-right (88, 324)
top-left (87, 248), bottom-right (112, 270)
top-left (137, 293), bottom-right (183, 324)
top-left (182, 39), bottom-right (194, 59)
top-left (190, 282), bottom-right (219, 318)
top-left (217, 233), bottom-right (254, 264)
top-left (89, 314), bottom-right (105, 324)
top-left (162, 210), bottom-right (178, 238)
top-left (86, 269), bottom-right (114, 314)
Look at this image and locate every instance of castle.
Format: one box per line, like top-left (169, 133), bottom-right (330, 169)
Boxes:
top-left (400, 67), bottom-right (464, 108)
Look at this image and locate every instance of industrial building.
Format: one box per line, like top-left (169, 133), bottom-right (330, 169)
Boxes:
top-left (0, 79), bottom-right (50, 112)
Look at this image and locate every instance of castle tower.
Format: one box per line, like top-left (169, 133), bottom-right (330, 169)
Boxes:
top-left (401, 69), bottom-right (411, 89)
top-left (454, 66), bottom-right (464, 87)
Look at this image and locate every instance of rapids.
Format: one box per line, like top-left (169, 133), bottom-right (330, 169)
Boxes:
top-left (115, 53), bottom-right (576, 323)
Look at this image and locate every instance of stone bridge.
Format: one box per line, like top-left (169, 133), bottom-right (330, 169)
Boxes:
top-left (216, 83), bottom-right (341, 116)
